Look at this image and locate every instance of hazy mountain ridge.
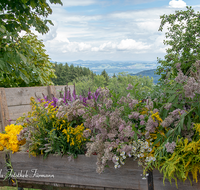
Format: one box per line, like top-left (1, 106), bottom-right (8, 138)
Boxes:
top-left (53, 60), bottom-right (160, 83)
top-left (59, 60), bottom-right (159, 76)
top-left (129, 69), bottom-right (160, 84)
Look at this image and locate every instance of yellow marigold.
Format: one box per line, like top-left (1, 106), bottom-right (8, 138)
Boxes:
top-left (0, 124), bottom-right (25, 153)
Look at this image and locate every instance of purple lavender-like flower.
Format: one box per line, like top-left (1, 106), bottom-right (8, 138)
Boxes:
top-left (140, 120), bottom-right (145, 125)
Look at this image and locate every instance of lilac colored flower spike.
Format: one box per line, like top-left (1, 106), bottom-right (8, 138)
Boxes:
top-left (88, 88), bottom-right (92, 100)
top-left (72, 83), bottom-right (77, 100)
top-left (42, 93), bottom-right (49, 102)
top-left (94, 88), bottom-right (100, 101)
top-left (51, 96), bottom-right (58, 107)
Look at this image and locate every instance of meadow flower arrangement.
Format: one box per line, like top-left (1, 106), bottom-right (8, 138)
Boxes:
top-left (6, 60), bottom-right (200, 186)
top-left (80, 87), bottom-right (158, 173)
top-left (16, 97), bottom-right (89, 158)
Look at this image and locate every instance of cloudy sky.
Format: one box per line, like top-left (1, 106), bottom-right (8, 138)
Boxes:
top-left (35, 0), bottom-right (200, 62)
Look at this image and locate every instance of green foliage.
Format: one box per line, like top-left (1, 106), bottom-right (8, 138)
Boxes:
top-left (52, 62), bottom-right (95, 85)
top-left (0, 0), bottom-right (62, 87)
top-left (153, 135), bottom-right (200, 186)
top-left (156, 6), bottom-right (200, 80)
top-left (0, 32), bottom-right (56, 87)
top-left (0, 0), bottom-right (62, 34)
top-left (72, 75), bottom-right (106, 96)
top-left (100, 69), bottom-right (109, 86)
top-left (108, 72), bottom-right (154, 100)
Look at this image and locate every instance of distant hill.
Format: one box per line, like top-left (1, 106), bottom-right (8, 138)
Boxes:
top-left (129, 69), bottom-right (160, 84)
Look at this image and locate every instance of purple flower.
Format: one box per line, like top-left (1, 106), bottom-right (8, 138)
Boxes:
top-left (140, 120), bottom-right (145, 125)
top-left (126, 84), bottom-right (133, 90)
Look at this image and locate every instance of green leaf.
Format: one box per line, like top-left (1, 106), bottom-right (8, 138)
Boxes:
top-left (187, 115), bottom-right (191, 130)
top-left (167, 94), bottom-right (176, 103)
top-left (18, 53), bottom-right (27, 63)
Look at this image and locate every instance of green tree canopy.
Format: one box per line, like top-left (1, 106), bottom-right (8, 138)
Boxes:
top-left (0, 0), bottom-right (62, 87)
top-left (156, 6), bottom-right (200, 80)
top-left (100, 69), bottom-right (109, 86)
top-left (0, 32), bottom-right (56, 87)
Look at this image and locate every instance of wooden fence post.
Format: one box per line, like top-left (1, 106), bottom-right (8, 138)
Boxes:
top-left (47, 86), bottom-right (56, 98)
top-left (147, 170), bottom-right (154, 190)
top-left (0, 88), bottom-right (10, 132)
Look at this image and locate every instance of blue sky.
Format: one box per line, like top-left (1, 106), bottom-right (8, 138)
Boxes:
top-left (35, 0), bottom-right (200, 62)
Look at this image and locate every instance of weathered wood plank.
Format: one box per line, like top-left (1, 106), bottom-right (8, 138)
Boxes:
top-left (5, 86), bottom-right (49, 107)
top-left (0, 152), bottom-right (199, 189)
top-left (48, 86), bottom-right (56, 99)
top-left (153, 169), bottom-right (200, 190)
top-left (5, 85), bottom-right (73, 107)
top-left (0, 88), bottom-right (10, 131)
top-left (0, 152), bottom-right (147, 190)
top-left (8, 104), bottom-right (32, 121)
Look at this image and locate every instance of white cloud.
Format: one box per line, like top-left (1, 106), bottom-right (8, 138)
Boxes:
top-left (38, 2), bottom-right (200, 62)
top-left (51, 0), bottom-right (97, 7)
top-left (117, 39), bottom-right (151, 50)
top-left (169, 0), bottom-right (186, 8)
top-left (62, 42), bottom-right (91, 52)
top-left (91, 39), bottom-right (151, 52)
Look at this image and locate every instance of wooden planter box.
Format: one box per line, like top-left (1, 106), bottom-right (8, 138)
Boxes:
top-left (0, 152), bottom-right (199, 190)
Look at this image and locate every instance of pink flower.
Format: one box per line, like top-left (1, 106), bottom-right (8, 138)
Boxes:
top-left (126, 84), bottom-right (133, 90)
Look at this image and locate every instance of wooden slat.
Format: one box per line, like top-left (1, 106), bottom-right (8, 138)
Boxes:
top-left (5, 86), bottom-right (49, 107)
top-left (0, 88), bottom-right (10, 131)
top-left (153, 169), bottom-right (200, 190)
top-left (8, 104), bottom-right (32, 121)
top-left (0, 152), bottom-right (199, 189)
top-left (1, 153), bottom-right (147, 190)
top-left (47, 86), bottom-right (56, 98)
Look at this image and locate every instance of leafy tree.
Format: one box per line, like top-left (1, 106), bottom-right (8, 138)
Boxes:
top-left (156, 6), bottom-right (200, 80)
top-left (0, 0), bottom-right (62, 87)
top-left (0, 33), bottom-right (56, 87)
top-left (108, 72), bottom-right (154, 100)
top-left (72, 76), bottom-right (99, 96)
top-left (100, 69), bottom-right (109, 85)
top-left (52, 63), bottom-right (96, 85)
top-left (112, 73), bottom-right (116, 78)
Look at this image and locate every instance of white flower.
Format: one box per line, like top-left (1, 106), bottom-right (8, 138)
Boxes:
top-left (146, 173), bottom-right (149, 176)
top-left (142, 177), bottom-right (146, 180)
top-left (115, 162), bottom-right (119, 165)
top-left (148, 148), bottom-right (152, 152)
top-left (122, 155), bottom-right (126, 159)
top-left (120, 161), bottom-right (125, 165)
top-left (140, 153), bottom-right (144, 157)
top-left (115, 156), bottom-right (119, 161)
top-left (114, 165), bottom-right (118, 169)
top-left (109, 147), bottom-right (113, 151)
top-left (140, 148), bottom-right (144, 152)
top-left (132, 147), bottom-right (136, 151)
top-left (120, 151), bottom-right (125, 156)
top-left (137, 154), bottom-right (140, 158)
